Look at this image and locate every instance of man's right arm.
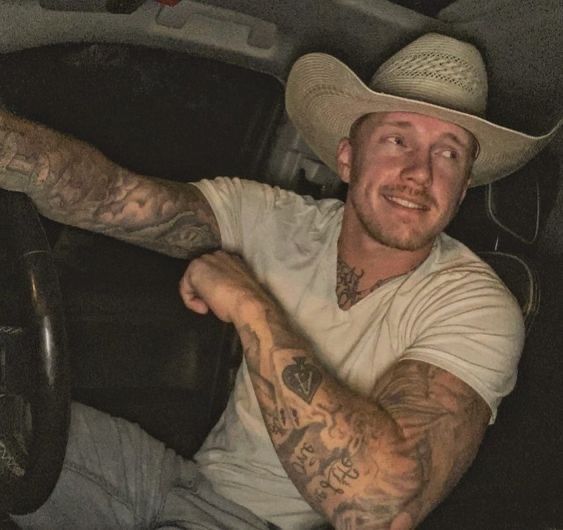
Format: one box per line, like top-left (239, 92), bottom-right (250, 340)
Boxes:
top-left (0, 110), bottom-right (221, 258)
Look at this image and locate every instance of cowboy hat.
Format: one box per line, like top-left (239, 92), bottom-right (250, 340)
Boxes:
top-left (285, 33), bottom-right (561, 187)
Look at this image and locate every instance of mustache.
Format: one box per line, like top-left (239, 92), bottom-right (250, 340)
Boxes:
top-left (379, 184), bottom-right (437, 208)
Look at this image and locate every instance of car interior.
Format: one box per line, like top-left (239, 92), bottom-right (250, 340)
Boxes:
top-left (0, 1), bottom-right (561, 529)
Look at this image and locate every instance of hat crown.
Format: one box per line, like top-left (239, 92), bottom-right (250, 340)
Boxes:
top-left (370, 33), bottom-right (488, 116)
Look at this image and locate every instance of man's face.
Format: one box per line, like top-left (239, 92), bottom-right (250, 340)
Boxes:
top-left (337, 111), bottom-right (476, 252)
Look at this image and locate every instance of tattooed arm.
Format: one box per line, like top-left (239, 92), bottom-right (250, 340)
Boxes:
top-left (180, 251), bottom-right (490, 529)
top-left (0, 111), bottom-right (220, 257)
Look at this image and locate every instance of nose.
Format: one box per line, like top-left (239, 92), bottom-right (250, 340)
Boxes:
top-left (401, 149), bottom-right (433, 187)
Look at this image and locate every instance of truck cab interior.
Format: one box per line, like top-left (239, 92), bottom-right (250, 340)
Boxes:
top-left (0, 1), bottom-right (561, 528)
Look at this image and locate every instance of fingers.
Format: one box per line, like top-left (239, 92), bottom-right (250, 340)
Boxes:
top-left (0, 130), bottom-right (32, 192)
top-left (0, 130), bottom-right (18, 170)
top-left (178, 266), bottom-right (209, 315)
top-left (178, 250), bottom-right (254, 322)
top-left (189, 250), bottom-right (245, 276)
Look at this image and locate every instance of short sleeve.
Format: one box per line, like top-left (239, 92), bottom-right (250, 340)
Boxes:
top-left (400, 271), bottom-right (525, 423)
top-left (192, 177), bottom-right (278, 253)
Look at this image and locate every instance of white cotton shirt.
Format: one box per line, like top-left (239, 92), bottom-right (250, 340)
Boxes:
top-left (192, 177), bottom-right (524, 530)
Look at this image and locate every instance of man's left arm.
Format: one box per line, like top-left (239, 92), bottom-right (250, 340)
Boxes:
top-left (180, 251), bottom-right (490, 529)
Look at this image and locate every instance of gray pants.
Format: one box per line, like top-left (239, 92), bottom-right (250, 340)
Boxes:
top-left (13, 402), bottom-right (275, 529)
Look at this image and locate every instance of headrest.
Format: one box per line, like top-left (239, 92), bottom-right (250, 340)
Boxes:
top-left (447, 150), bottom-right (559, 252)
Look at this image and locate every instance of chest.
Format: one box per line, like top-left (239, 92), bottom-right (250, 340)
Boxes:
top-left (249, 244), bottom-right (410, 395)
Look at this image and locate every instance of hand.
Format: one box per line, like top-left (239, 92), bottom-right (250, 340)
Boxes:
top-left (0, 127), bottom-right (46, 193)
top-left (179, 250), bottom-right (267, 324)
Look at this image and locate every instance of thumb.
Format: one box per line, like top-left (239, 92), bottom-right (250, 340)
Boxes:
top-left (179, 271), bottom-right (209, 314)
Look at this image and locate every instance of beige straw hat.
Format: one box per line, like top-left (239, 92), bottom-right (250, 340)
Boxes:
top-left (286, 33), bottom-right (561, 187)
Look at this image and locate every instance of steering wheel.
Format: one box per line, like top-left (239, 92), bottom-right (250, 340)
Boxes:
top-left (0, 190), bottom-right (70, 515)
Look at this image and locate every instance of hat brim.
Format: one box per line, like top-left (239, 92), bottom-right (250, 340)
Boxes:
top-left (286, 53), bottom-right (562, 187)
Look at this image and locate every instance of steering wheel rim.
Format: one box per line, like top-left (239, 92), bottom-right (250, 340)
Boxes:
top-left (0, 190), bottom-right (70, 515)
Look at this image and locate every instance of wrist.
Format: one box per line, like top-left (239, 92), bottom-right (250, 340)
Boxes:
top-left (232, 289), bottom-right (272, 330)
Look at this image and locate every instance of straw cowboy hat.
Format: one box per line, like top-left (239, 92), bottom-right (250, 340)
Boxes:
top-left (286, 33), bottom-right (561, 187)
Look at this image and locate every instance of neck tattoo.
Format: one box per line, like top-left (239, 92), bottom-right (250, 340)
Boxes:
top-left (336, 256), bottom-right (414, 310)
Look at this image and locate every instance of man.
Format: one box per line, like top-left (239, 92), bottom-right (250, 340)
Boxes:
top-left (2, 33), bottom-right (559, 529)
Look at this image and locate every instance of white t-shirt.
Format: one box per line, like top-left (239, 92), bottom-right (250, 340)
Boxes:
top-left (193, 177), bottom-right (524, 530)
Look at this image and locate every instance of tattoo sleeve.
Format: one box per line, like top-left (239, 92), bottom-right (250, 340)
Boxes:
top-left (0, 111), bottom-right (220, 258)
top-left (237, 299), bottom-right (490, 529)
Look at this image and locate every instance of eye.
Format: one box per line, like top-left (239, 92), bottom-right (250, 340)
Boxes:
top-left (436, 148), bottom-right (460, 160)
top-left (385, 135), bottom-right (405, 146)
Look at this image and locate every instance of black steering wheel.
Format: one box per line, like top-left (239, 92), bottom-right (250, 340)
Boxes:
top-left (0, 190), bottom-right (70, 515)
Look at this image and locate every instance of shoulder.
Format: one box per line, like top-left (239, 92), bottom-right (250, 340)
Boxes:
top-left (412, 233), bottom-right (519, 303)
top-left (194, 176), bottom-right (342, 214)
top-left (401, 233), bottom-right (524, 339)
top-left (396, 234), bottom-right (525, 421)
top-left (192, 177), bottom-right (343, 252)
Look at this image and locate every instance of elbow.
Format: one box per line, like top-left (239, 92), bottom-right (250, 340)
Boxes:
top-left (330, 501), bottom-right (420, 530)
top-left (326, 436), bottom-right (425, 529)
top-left (327, 465), bottom-right (424, 530)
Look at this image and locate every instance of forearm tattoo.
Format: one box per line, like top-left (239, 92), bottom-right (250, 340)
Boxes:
top-left (282, 357), bottom-right (322, 404)
top-left (0, 113), bottom-right (220, 257)
top-left (240, 304), bottom-right (489, 528)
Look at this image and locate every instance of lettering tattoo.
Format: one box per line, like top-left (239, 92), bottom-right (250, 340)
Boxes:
top-left (320, 453), bottom-right (360, 495)
top-left (0, 114), bottom-right (220, 258)
top-left (291, 441), bottom-right (316, 476)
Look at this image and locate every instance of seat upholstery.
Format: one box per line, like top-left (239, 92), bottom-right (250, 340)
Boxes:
top-left (447, 150), bottom-right (559, 255)
top-left (55, 229), bottom-right (242, 458)
top-left (478, 251), bottom-right (540, 334)
top-left (444, 150), bottom-right (560, 336)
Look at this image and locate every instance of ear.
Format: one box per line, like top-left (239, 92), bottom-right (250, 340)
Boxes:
top-left (458, 173), bottom-right (472, 207)
top-left (336, 137), bottom-right (353, 184)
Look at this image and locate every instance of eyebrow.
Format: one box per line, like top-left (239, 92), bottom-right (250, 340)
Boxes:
top-left (439, 131), bottom-right (472, 149)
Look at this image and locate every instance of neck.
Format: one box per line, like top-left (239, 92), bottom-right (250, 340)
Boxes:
top-left (338, 233), bottom-right (432, 275)
top-left (336, 217), bottom-right (434, 310)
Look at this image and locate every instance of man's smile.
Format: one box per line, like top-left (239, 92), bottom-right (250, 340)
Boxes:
top-left (382, 193), bottom-right (430, 211)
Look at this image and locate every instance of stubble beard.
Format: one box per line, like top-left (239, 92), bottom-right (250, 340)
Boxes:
top-left (348, 182), bottom-right (461, 252)
top-left (351, 193), bottom-right (436, 251)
